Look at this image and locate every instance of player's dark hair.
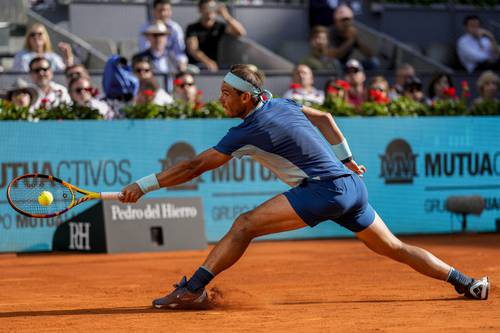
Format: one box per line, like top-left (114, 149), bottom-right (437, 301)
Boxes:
top-left (463, 15), bottom-right (480, 26)
top-left (29, 56), bottom-right (50, 71)
top-left (229, 64), bottom-right (265, 91)
top-left (153, 0), bottom-right (171, 8)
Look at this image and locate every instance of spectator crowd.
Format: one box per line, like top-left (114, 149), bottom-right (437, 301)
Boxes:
top-left (0, 1), bottom-right (498, 119)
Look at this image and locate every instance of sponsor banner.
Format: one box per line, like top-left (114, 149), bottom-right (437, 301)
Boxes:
top-left (102, 198), bottom-right (206, 253)
top-left (0, 118), bottom-right (499, 252)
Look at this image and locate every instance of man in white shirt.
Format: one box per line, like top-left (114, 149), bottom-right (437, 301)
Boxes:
top-left (29, 56), bottom-right (71, 109)
top-left (457, 15), bottom-right (500, 73)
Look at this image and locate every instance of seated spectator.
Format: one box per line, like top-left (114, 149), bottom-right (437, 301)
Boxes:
top-left (457, 15), bottom-right (500, 73)
top-left (186, 0), bottom-right (246, 72)
top-left (388, 63), bottom-right (415, 100)
top-left (132, 56), bottom-right (154, 81)
top-left (29, 56), bottom-right (71, 109)
top-left (403, 76), bottom-right (430, 105)
top-left (428, 73), bottom-right (455, 101)
top-left (133, 21), bottom-right (181, 74)
top-left (324, 77), bottom-right (350, 102)
top-left (5, 79), bottom-right (38, 112)
top-left (139, 0), bottom-right (187, 72)
top-left (174, 72), bottom-right (202, 106)
top-left (328, 4), bottom-right (378, 69)
top-left (132, 56), bottom-right (174, 103)
top-left (69, 77), bottom-right (112, 119)
top-left (283, 64), bottom-right (324, 105)
top-left (65, 64), bottom-right (90, 85)
top-left (12, 23), bottom-right (73, 72)
top-left (472, 70), bottom-right (499, 106)
top-left (367, 76), bottom-right (389, 104)
top-left (300, 26), bottom-right (343, 75)
top-left (135, 77), bottom-right (173, 106)
top-left (344, 59), bottom-right (365, 107)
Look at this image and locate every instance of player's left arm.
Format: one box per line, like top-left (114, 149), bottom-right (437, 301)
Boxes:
top-left (302, 105), bottom-right (366, 176)
top-left (120, 148), bottom-right (232, 203)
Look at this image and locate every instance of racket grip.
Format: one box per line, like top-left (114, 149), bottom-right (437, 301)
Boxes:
top-left (100, 192), bottom-right (124, 200)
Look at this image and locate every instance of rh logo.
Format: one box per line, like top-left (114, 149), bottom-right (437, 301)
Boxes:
top-left (69, 222), bottom-right (91, 251)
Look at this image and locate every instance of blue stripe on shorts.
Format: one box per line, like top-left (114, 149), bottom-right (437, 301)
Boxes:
top-left (284, 174), bottom-right (375, 232)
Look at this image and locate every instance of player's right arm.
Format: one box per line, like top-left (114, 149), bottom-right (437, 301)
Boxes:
top-left (120, 148), bottom-right (231, 203)
top-left (302, 105), bottom-right (366, 176)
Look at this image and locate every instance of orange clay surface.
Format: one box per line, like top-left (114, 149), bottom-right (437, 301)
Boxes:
top-left (0, 233), bottom-right (499, 332)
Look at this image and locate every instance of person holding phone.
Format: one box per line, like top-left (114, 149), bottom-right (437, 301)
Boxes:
top-left (457, 15), bottom-right (500, 73)
top-left (185, 0), bottom-right (246, 72)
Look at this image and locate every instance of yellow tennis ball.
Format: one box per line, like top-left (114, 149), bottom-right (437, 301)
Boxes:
top-left (38, 191), bottom-right (54, 206)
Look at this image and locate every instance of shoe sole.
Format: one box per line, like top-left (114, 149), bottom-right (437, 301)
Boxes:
top-left (483, 276), bottom-right (489, 300)
top-left (153, 292), bottom-right (208, 310)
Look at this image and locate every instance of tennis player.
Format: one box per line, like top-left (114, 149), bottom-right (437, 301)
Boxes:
top-left (120, 64), bottom-right (489, 309)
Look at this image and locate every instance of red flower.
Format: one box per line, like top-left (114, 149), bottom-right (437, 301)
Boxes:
top-left (369, 89), bottom-right (389, 104)
top-left (40, 98), bottom-right (49, 104)
top-left (326, 86), bottom-right (339, 95)
top-left (174, 78), bottom-right (183, 86)
top-left (91, 87), bottom-right (99, 97)
top-left (197, 90), bottom-right (204, 96)
top-left (461, 80), bottom-right (470, 99)
top-left (443, 87), bottom-right (456, 97)
top-left (289, 83), bottom-right (301, 90)
top-left (335, 80), bottom-right (350, 91)
top-left (142, 89), bottom-right (155, 97)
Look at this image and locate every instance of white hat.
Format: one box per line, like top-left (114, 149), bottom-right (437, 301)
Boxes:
top-left (143, 21), bottom-right (169, 35)
top-left (6, 78), bottom-right (39, 106)
top-left (346, 58), bottom-right (363, 71)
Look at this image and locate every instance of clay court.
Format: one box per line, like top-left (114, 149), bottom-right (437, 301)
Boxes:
top-left (0, 233), bottom-right (498, 332)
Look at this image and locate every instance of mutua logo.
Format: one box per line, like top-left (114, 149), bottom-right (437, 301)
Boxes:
top-left (379, 138), bottom-right (418, 184)
top-left (159, 141), bottom-right (202, 191)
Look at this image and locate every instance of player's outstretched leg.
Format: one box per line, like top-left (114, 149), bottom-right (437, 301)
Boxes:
top-left (356, 213), bottom-right (489, 300)
top-left (152, 194), bottom-right (308, 309)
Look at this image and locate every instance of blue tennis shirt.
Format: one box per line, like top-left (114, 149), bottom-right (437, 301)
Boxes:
top-left (213, 98), bottom-right (352, 186)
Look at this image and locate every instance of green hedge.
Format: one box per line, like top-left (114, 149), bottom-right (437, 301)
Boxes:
top-left (0, 98), bottom-right (498, 121)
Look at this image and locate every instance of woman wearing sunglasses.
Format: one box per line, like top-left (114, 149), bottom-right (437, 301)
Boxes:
top-left (69, 77), bottom-right (113, 119)
top-left (12, 23), bottom-right (73, 72)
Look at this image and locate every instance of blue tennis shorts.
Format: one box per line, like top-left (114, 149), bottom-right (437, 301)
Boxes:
top-left (284, 174), bottom-right (376, 232)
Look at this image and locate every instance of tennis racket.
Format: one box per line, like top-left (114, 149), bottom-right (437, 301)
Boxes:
top-left (7, 173), bottom-right (123, 218)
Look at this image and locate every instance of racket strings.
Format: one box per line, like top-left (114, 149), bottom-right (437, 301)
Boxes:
top-left (8, 177), bottom-right (74, 216)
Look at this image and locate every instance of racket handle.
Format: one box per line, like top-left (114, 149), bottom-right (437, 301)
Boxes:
top-left (100, 192), bottom-right (124, 200)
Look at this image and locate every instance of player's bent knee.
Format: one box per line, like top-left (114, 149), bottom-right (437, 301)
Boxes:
top-left (230, 212), bottom-right (257, 241)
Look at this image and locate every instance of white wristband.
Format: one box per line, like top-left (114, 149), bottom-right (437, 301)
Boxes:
top-left (135, 174), bottom-right (160, 194)
top-left (331, 139), bottom-right (352, 162)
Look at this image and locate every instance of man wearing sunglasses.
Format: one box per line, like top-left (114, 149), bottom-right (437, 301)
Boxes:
top-left (29, 56), bottom-right (71, 110)
top-left (69, 77), bottom-right (112, 119)
top-left (138, 0), bottom-right (188, 72)
top-left (133, 21), bottom-right (185, 74)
